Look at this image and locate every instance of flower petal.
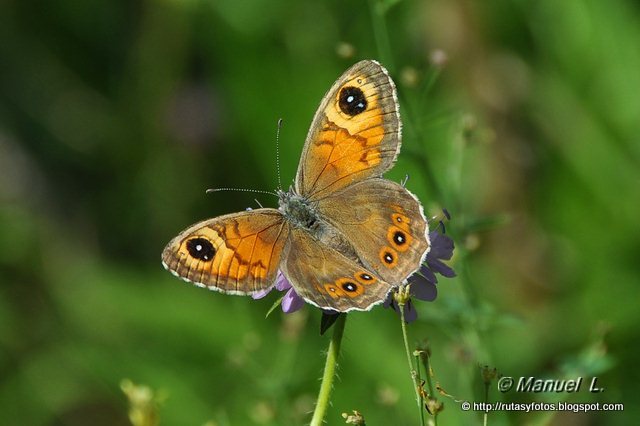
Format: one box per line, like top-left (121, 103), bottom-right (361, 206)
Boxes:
top-left (427, 258), bottom-right (456, 278)
top-left (281, 287), bottom-right (304, 313)
top-left (275, 271), bottom-right (292, 291)
top-left (428, 231), bottom-right (454, 260)
top-left (402, 299), bottom-right (418, 323)
top-left (252, 288), bottom-right (272, 300)
top-left (408, 275), bottom-right (438, 301)
top-left (419, 264), bottom-right (438, 284)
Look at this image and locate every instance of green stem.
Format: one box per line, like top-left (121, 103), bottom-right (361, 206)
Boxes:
top-left (399, 302), bottom-right (426, 426)
top-left (368, 0), bottom-right (395, 73)
top-left (416, 350), bottom-right (438, 425)
top-left (483, 376), bottom-right (490, 426)
top-left (310, 314), bottom-right (347, 426)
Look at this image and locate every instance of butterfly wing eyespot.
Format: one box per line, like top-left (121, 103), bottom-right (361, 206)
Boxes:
top-left (327, 277), bottom-right (364, 297)
top-left (323, 283), bottom-right (347, 299)
top-left (338, 86), bottom-right (368, 116)
top-left (379, 247), bottom-right (399, 268)
top-left (162, 209), bottom-right (289, 295)
top-left (387, 226), bottom-right (413, 252)
top-left (295, 60), bottom-right (401, 199)
top-left (321, 278), bottom-right (365, 299)
top-left (185, 237), bottom-right (217, 261)
top-left (391, 212), bottom-right (411, 231)
top-left (355, 271), bottom-right (376, 285)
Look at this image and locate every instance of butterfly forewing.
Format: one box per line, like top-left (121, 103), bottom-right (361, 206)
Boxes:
top-left (162, 209), bottom-right (289, 295)
top-left (295, 60), bottom-right (401, 200)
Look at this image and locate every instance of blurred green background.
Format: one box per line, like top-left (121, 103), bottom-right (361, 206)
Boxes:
top-left (1, 0), bottom-right (639, 424)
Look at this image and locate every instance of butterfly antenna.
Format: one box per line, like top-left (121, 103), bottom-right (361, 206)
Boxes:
top-left (206, 187), bottom-right (278, 197)
top-left (401, 174), bottom-right (410, 187)
top-left (207, 119), bottom-right (285, 199)
top-left (275, 118), bottom-right (283, 191)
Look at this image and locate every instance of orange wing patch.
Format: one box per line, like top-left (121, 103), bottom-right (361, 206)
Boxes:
top-left (208, 220), bottom-right (281, 282)
top-left (305, 76), bottom-right (389, 197)
top-left (309, 121), bottom-right (384, 191)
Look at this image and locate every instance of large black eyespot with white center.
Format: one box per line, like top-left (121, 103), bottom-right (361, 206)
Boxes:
top-left (338, 86), bottom-right (367, 116)
top-left (393, 231), bottom-right (407, 246)
top-left (186, 237), bottom-right (216, 261)
top-left (342, 281), bottom-right (358, 293)
top-left (359, 273), bottom-right (373, 281)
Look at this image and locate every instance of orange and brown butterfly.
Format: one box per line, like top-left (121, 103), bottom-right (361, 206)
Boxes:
top-left (162, 60), bottom-right (430, 312)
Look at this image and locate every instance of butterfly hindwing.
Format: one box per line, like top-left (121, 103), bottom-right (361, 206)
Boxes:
top-left (316, 178), bottom-right (429, 285)
top-left (280, 228), bottom-right (393, 312)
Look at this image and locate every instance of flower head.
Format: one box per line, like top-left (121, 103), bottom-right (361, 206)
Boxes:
top-left (252, 271), bottom-right (305, 313)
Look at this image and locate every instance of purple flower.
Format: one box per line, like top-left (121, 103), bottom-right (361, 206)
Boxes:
top-left (424, 229), bottom-right (455, 279)
top-left (252, 271), bottom-right (305, 313)
top-left (384, 223), bottom-right (456, 323)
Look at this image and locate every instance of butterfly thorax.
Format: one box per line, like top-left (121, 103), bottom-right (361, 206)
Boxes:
top-left (278, 188), bottom-right (319, 230)
top-left (279, 188), bottom-right (360, 262)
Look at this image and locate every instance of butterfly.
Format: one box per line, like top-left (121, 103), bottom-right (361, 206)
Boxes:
top-left (162, 60), bottom-right (430, 312)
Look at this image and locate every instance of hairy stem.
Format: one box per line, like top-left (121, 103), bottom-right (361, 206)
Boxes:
top-left (310, 314), bottom-right (347, 426)
top-left (399, 302), bottom-right (426, 426)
